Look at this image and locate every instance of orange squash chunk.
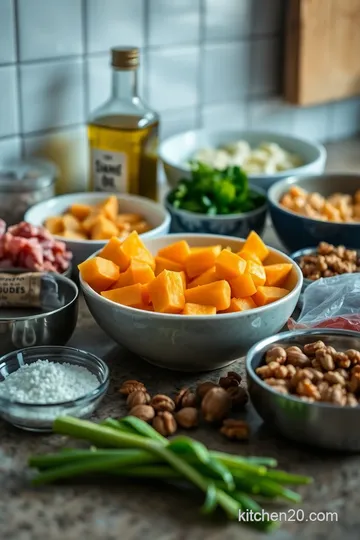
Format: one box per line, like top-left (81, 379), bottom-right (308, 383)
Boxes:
top-left (155, 256), bottom-right (184, 275)
top-left (70, 203), bottom-right (92, 221)
top-left (99, 195), bottom-right (118, 221)
top-left (242, 231), bottom-right (269, 262)
top-left (237, 250), bottom-right (262, 265)
top-left (138, 302), bottom-right (154, 312)
top-left (91, 215), bottom-right (119, 240)
top-left (215, 249), bottom-right (246, 280)
top-left (81, 211), bottom-right (100, 233)
top-left (264, 263), bottom-right (293, 287)
top-left (229, 273), bottom-right (257, 298)
top-left (253, 286), bottom-right (289, 306)
top-left (99, 236), bottom-right (126, 269)
top-left (182, 303), bottom-right (216, 315)
top-left (140, 283), bottom-right (151, 304)
top-left (185, 280), bottom-right (231, 311)
top-left (62, 214), bottom-right (81, 232)
top-left (78, 257), bottom-right (119, 292)
top-left (45, 216), bottom-right (64, 235)
top-left (223, 297), bottom-right (257, 313)
top-left (61, 230), bottom-right (87, 240)
top-left (185, 245), bottom-right (222, 278)
top-left (246, 260), bottom-right (266, 287)
top-left (188, 266), bottom-right (219, 289)
top-left (100, 231), bottom-right (155, 272)
top-left (111, 259), bottom-right (155, 288)
top-left (157, 240), bottom-right (191, 265)
top-left (101, 283), bottom-right (143, 307)
top-left (148, 270), bottom-right (185, 314)
top-left (179, 270), bottom-right (187, 290)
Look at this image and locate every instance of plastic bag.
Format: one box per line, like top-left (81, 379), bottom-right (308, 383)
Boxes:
top-left (288, 273), bottom-right (360, 332)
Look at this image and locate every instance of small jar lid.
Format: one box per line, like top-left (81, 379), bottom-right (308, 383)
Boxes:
top-left (111, 46), bottom-right (139, 70)
top-left (0, 159), bottom-right (58, 192)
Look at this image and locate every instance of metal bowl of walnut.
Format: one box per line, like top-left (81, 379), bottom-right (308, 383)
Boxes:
top-left (290, 242), bottom-right (360, 305)
top-left (246, 328), bottom-right (360, 451)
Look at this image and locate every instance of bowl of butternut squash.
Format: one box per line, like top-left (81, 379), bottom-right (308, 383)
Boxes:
top-left (24, 192), bottom-right (171, 269)
top-left (78, 230), bottom-right (303, 371)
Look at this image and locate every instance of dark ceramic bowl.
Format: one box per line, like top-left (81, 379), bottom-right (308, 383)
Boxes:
top-left (268, 174), bottom-right (360, 252)
top-left (165, 185), bottom-right (267, 237)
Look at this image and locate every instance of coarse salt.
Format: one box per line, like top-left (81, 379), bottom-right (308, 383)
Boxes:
top-left (0, 359), bottom-right (99, 404)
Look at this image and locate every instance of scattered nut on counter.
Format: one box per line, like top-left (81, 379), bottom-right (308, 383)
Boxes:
top-left (256, 340), bottom-right (360, 406)
top-left (119, 371), bottom-right (250, 441)
top-left (298, 242), bottom-right (360, 280)
top-left (280, 185), bottom-right (360, 222)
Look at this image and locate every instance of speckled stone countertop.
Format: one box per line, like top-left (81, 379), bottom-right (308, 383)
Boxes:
top-left (1, 138), bottom-right (360, 540)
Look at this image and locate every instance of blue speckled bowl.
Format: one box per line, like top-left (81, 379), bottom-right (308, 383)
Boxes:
top-left (165, 185), bottom-right (267, 237)
top-left (268, 174), bottom-right (360, 252)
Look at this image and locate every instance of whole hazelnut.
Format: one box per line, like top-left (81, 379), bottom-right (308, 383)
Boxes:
top-left (196, 381), bottom-right (218, 400)
top-left (219, 376), bottom-right (239, 390)
top-left (129, 404), bottom-right (155, 422)
top-left (150, 394), bottom-right (175, 413)
top-left (126, 390), bottom-right (151, 409)
top-left (201, 387), bottom-right (231, 423)
top-left (226, 371), bottom-right (242, 383)
top-left (175, 407), bottom-right (199, 429)
top-left (152, 412), bottom-right (177, 437)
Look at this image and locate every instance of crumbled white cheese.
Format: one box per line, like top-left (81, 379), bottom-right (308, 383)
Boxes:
top-left (0, 359), bottom-right (99, 404)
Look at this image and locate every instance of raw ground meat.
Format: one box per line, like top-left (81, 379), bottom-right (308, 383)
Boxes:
top-left (0, 219), bottom-right (72, 273)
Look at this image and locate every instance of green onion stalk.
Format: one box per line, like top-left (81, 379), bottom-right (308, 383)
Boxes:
top-left (28, 416), bottom-right (312, 532)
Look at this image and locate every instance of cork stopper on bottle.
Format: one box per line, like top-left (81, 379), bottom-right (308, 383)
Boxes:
top-left (111, 47), bottom-right (139, 70)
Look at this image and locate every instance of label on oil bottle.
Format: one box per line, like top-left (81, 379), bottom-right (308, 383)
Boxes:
top-left (91, 149), bottom-right (128, 192)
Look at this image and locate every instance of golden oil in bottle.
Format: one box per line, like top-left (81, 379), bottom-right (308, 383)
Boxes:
top-left (87, 47), bottom-right (159, 200)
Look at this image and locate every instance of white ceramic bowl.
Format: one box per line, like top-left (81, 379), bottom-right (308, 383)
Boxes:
top-left (24, 192), bottom-right (171, 268)
top-left (159, 129), bottom-right (327, 192)
top-left (80, 234), bottom-right (303, 372)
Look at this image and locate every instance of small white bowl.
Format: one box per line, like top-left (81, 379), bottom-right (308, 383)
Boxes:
top-left (159, 129), bottom-right (327, 191)
top-left (25, 192), bottom-right (171, 268)
top-left (80, 234), bottom-right (303, 372)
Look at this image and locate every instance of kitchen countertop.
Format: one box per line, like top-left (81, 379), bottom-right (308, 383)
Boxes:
top-left (1, 137), bottom-right (360, 540)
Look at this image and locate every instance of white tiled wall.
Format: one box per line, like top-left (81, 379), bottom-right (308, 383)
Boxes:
top-left (0, 0), bottom-right (359, 190)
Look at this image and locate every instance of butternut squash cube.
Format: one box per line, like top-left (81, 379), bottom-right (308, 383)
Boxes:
top-left (264, 263), bottom-right (293, 287)
top-left (62, 214), bottom-right (81, 232)
top-left (45, 216), bottom-right (64, 235)
top-left (101, 283), bottom-right (143, 308)
top-left (110, 259), bottom-right (155, 289)
top-left (245, 260), bottom-right (266, 287)
top-left (185, 245), bottom-right (222, 278)
top-left (61, 230), bottom-right (87, 240)
top-left (223, 297), bottom-right (257, 313)
top-left (116, 213), bottom-right (143, 225)
top-left (91, 215), bottom-right (119, 240)
top-left (99, 236), bottom-right (126, 269)
top-left (81, 211), bottom-right (101, 233)
top-left (253, 286), bottom-right (289, 306)
top-left (237, 250), bottom-right (262, 265)
top-left (78, 257), bottom-right (119, 292)
top-left (215, 249), bottom-right (246, 280)
top-left (188, 266), bottom-right (219, 289)
top-left (185, 280), bottom-right (231, 311)
top-left (242, 231), bottom-right (269, 262)
top-left (70, 203), bottom-right (92, 221)
top-left (148, 270), bottom-right (185, 314)
top-left (155, 256), bottom-right (184, 275)
top-left (229, 273), bottom-right (257, 298)
top-left (118, 231), bottom-right (155, 271)
top-left (157, 240), bottom-right (191, 265)
top-left (99, 195), bottom-right (119, 222)
top-left (182, 303), bottom-right (216, 315)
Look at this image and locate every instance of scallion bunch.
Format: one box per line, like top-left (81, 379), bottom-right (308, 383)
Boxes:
top-left (29, 416), bottom-right (312, 532)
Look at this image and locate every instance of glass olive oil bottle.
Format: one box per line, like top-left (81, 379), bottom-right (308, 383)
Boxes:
top-left (87, 47), bottom-right (159, 200)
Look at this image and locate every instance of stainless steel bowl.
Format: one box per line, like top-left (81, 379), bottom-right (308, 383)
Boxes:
top-left (0, 273), bottom-right (78, 355)
top-left (246, 329), bottom-right (360, 451)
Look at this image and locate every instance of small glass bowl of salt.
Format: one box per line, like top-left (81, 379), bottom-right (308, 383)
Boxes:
top-left (0, 345), bottom-right (109, 431)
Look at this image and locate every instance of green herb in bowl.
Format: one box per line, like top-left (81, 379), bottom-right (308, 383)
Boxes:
top-left (168, 162), bottom-right (266, 216)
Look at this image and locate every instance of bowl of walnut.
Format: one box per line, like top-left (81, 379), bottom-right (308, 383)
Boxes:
top-left (246, 328), bottom-right (360, 451)
top-left (268, 173), bottom-right (360, 251)
top-left (290, 242), bottom-right (360, 295)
